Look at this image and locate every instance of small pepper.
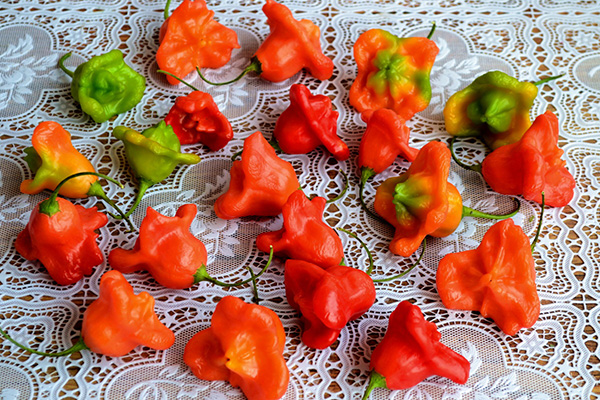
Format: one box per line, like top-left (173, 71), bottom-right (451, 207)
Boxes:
top-left (256, 189), bottom-right (344, 268)
top-left (157, 0), bottom-right (240, 85)
top-left (214, 131), bottom-right (299, 219)
top-left (184, 296), bottom-right (289, 400)
top-left (113, 121), bottom-right (201, 217)
top-left (0, 270), bottom-right (175, 358)
top-left (349, 26), bottom-right (439, 120)
top-left (284, 259), bottom-right (376, 349)
top-left (273, 84), bottom-right (349, 161)
top-left (58, 50), bottom-right (146, 123)
top-left (198, 0), bottom-right (333, 85)
top-left (362, 301), bottom-right (470, 399)
top-left (374, 141), bottom-right (519, 257)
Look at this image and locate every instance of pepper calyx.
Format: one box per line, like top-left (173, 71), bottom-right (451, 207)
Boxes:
top-left (362, 370), bottom-right (388, 400)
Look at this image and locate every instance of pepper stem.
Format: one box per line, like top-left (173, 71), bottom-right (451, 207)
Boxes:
top-left (359, 167), bottom-right (387, 222)
top-left (337, 228), bottom-right (374, 275)
top-left (247, 266), bottom-right (261, 304)
top-left (87, 181), bottom-right (136, 232)
top-left (196, 57), bottom-right (262, 86)
top-left (426, 22), bottom-right (437, 40)
top-left (362, 371), bottom-right (388, 400)
top-left (116, 178), bottom-right (154, 219)
top-left (531, 192), bottom-right (545, 252)
top-left (326, 169), bottom-right (349, 204)
top-left (193, 246), bottom-right (274, 287)
top-left (157, 70), bottom-right (200, 91)
top-left (449, 137), bottom-right (482, 173)
top-left (533, 74), bottom-right (565, 86)
top-left (58, 53), bottom-right (75, 79)
top-left (164, 0), bottom-right (171, 19)
top-left (0, 326), bottom-right (88, 357)
top-left (462, 197), bottom-right (520, 220)
top-left (372, 238), bottom-right (425, 283)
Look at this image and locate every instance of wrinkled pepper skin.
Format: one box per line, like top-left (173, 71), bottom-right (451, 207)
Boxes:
top-left (109, 204), bottom-right (207, 289)
top-left (374, 141), bottom-right (463, 257)
top-left (274, 84), bottom-right (349, 161)
top-left (369, 301), bottom-right (470, 389)
top-left (20, 121), bottom-right (97, 198)
top-left (256, 190), bottom-right (344, 268)
top-left (214, 131), bottom-right (299, 219)
top-left (284, 260), bottom-right (376, 349)
top-left (184, 296), bottom-right (289, 400)
top-left (82, 270), bottom-right (176, 357)
top-left (157, 0), bottom-right (240, 85)
top-left (436, 219), bottom-right (540, 335)
top-left (15, 197), bottom-right (107, 285)
top-left (164, 90), bottom-right (233, 150)
top-left (444, 71), bottom-right (538, 149)
top-left (481, 111), bottom-right (575, 207)
top-left (350, 29), bottom-right (439, 120)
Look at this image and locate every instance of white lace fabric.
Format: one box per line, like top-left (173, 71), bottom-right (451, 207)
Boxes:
top-left (0, 1), bottom-right (598, 399)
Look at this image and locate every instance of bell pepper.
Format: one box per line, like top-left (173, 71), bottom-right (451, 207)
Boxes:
top-left (256, 189), bottom-right (344, 268)
top-left (58, 50), bottom-right (146, 123)
top-left (273, 84), bottom-right (349, 161)
top-left (157, 0), bottom-right (240, 85)
top-left (362, 300), bottom-right (470, 399)
top-left (184, 296), bottom-right (289, 400)
top-left (113, 121), bottom-right (201, 217)
top-left (198, 0), bottom-right (333, 85)
top-left (374, 141), bottom-right (519, 257)
top-left (284, 259), bottom-right (376, 349)
top-left (214, 131), bottom-right (299, 219)
top-left (349, 26), bottom-right (439, 120)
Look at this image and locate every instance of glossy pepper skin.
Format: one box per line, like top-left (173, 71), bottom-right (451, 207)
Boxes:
top-left (444, 71), bottom-right (538, 149)
top-left (157, 0), bottom-right (240, 85)
top-left (59, 50), bottom-right (146, 123)
top-left (436, 218), bottom-right (539, 335)
top-left (164, 90), bottom-right (233, 150)
top-left (256, 190), bottom-right (344, 268)
top-left (184, 296), bottom-right (289, 400)
top-left (349, 29), bottom-right (439, 120)
top-left (15, 197), bottom-right (108, 285)
top-left (284, 259), bottom-right (376, 349)
top-left (481, 111), bottom-right (575, 207)
top-left (366, 301), bottom-right (469, 393)
top-left (214, 131), bottom-right (299, 219)
top-left (82, 270), bottom-right (175, 357)
top-left (109, 204), bottom-right (208, 289)
top-left (274, 84), bottom-right (349, 161)
top-left (374, 141), bottom-right (463, 257)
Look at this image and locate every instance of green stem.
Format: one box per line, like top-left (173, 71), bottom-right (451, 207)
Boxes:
top-left (164, 0), bottom-right (172, 19)
top-left (58, 53), bottom-right (74, 79)
top-left (326, 169), bottom-right (349, 204)
top-left (372, 238), bottom-right (425, 283)
top-left (87, 181), bottom-right (135, 232)
top-left (462, 197), bottom-right (520, 220)
top-left (359, 167), bottom-right (387, 222)
top-left (362, 371), bottom-right (388, 400)
top-left (531, 192), bottom-right (545, 252)
top-left (0, 326), bottom-right (88, 357)
top-left (337, 228), bottom-right (374, 275)
top-left (196, 57), bottom-right (262, 86)
top-left (247, 266), bottom-right (261, 305)
top-left (157, 70), bottom-right (200, 91)
top-left (533, 74), bottom-right (565, 86)
top-left (449, 137), bottom-right (482, 173)
top-left (117, 178), bottom-right (154, 219)
top-left (426, 22), bottom-right (437, 40)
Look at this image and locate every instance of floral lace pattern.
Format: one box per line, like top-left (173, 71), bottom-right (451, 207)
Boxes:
top-left (0, 1), bottom-right (598, 399)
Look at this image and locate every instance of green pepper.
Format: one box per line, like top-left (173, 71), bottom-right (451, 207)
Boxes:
top-left (113, 121), bottom-right (201, 217)
top-left (58, 50), bottom-right (146, 123)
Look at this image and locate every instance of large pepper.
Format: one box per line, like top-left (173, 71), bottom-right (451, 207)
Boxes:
top-left (284, 259), bottom-right (376, 349)
top-left (198, 0), bottom-right (333, 85)
top-left (58, 50), bottom-right (146, 123)
top-left (184, 296), bottom-right (289, 400)
top-left (362, 301), bottom-right (470, 398)
top-left (157, 0), bottom-right (240, 85)
top-left (273, 84), bottom-right (349, 161)
top-left (349, 27), bottom-right (439, 120)
top-left (256, 189), bottom-right (344, 268)
top-left (214, 131), bottom-right (299, 219)
top-left (113, 121), bottom-right (201, 217)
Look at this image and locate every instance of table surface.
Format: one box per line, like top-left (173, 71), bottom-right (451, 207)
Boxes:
top-left (0, 1), bottom-right (599, 399)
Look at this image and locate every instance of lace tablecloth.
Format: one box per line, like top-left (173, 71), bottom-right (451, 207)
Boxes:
top-left (0, 1), bottom-right (598, 399)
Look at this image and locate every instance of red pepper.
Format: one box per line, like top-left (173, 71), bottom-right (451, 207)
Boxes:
top-left (184, 296), bottom-right (289, 400)
top-left (273, 84), bottom-right (349, 161)
top-left (284, 259), bottom-right (376, 349)
top-left (164, 90), bottom-right (233, 150)
top-left (214, 131), bottom-right (300, 219)
top-left (256, 189), bottom-right (344, 268)
top-left (481, 111), bottom-right (575, 207)
top-left (362, 301), bottom-right (470, 398)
